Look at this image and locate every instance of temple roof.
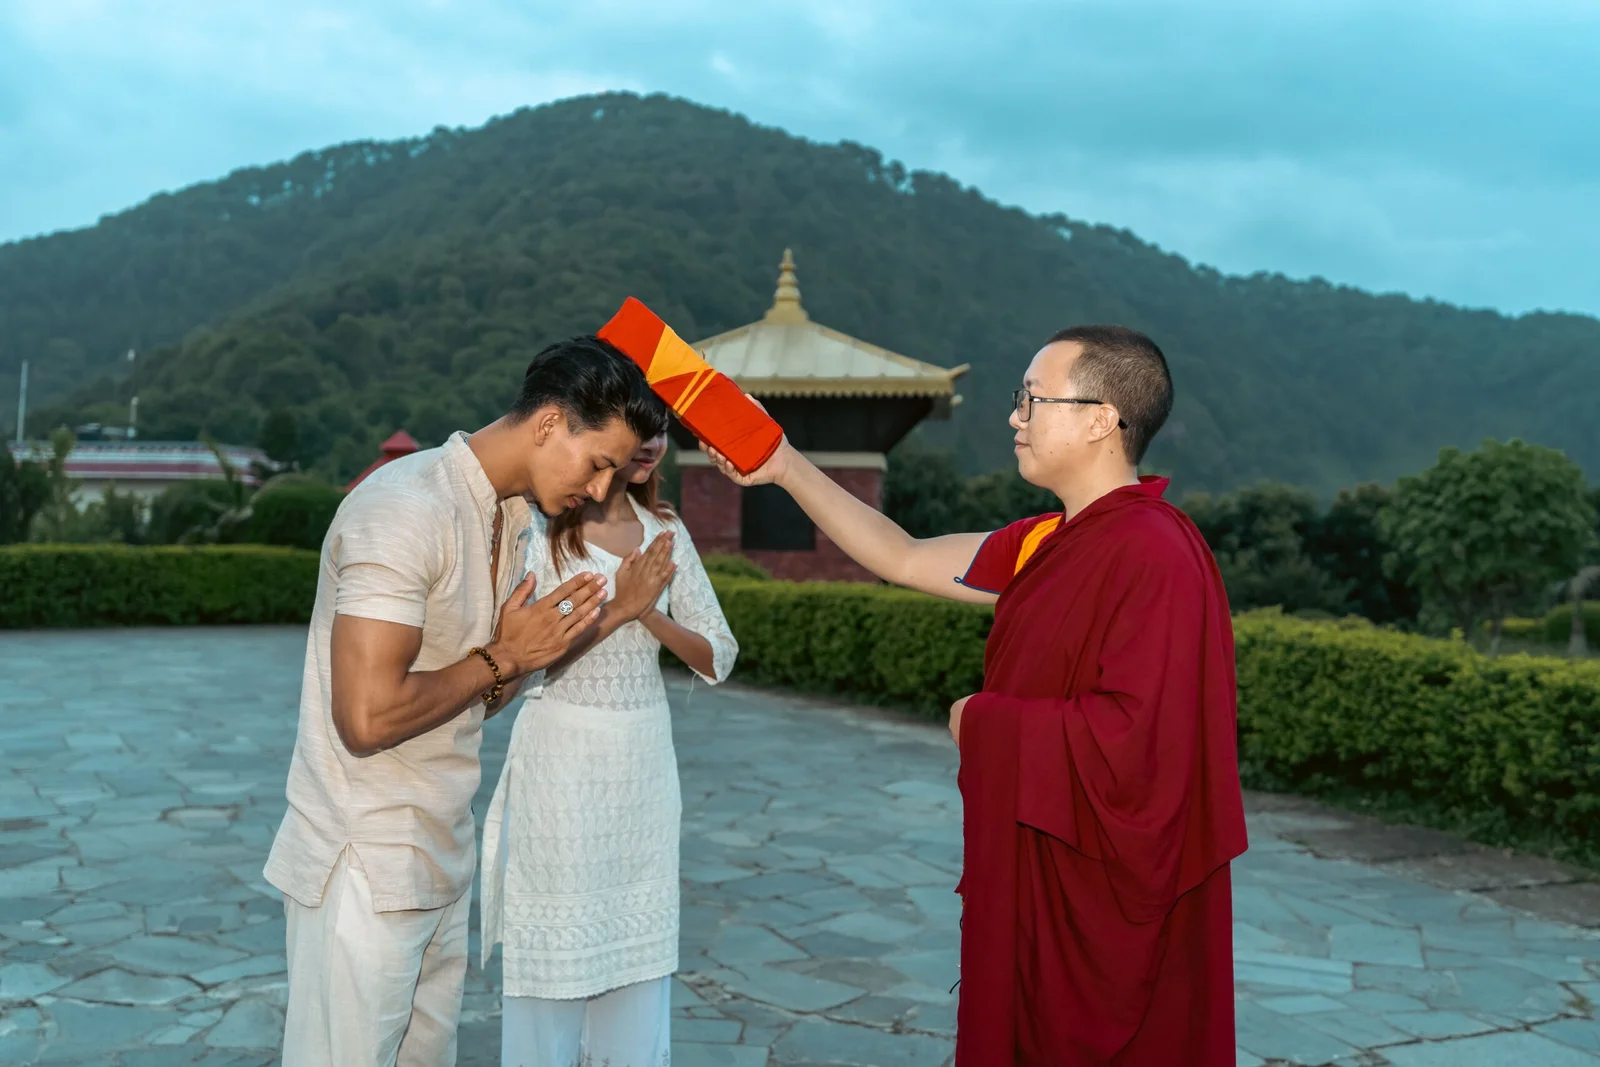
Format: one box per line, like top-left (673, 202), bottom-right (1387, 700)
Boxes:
top-left (378, 430), bottom-right (420, 456)
top-left (348, 428), bottom-right (421, 491)
top-left (690, 250), bottom-right (968, 400)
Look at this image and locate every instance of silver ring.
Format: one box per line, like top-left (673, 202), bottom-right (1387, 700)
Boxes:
top-left (557, 599), bottom-right (574, 617)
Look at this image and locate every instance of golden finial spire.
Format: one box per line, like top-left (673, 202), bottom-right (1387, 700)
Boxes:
top-left (764, 248), bottom-right (809, 324)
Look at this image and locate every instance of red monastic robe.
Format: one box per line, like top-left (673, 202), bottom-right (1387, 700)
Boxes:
top-left (954, 477), bottom-right (1247, 1066)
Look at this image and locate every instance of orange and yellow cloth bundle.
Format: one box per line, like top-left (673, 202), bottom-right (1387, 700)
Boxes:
top-left (598, 297), bottom-right (784, 475)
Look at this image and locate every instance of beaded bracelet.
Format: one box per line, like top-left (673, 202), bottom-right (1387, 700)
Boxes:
top-left (468, 646), bottom-right (504, 707)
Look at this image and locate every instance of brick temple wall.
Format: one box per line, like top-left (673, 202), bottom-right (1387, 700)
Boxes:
top-left (678, 464), bottom-right (883, 582)
top-left (679, 465), bottom-right (741, 556)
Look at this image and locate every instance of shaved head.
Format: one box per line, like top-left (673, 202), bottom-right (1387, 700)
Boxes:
top-left (1047, 325), bottom-right (1173, 464)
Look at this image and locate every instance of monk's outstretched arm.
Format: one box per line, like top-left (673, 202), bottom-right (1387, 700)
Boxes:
top-left (702, 439), bottom-right (996, 603)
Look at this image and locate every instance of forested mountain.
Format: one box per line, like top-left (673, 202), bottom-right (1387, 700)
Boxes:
top-left (4, 92), bottom-right (1597, 493)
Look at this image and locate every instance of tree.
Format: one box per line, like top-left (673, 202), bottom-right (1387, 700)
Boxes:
top-left (1382, 439), bottom-right (1598, 651)
top-left (148, 480), bottom-right (238, 544)
top-left (178, 433), bottom-right (257, 543)
top-left (957, 468), bottom-right (1058, 531)
top-left (259, 407), bottom-right (301, 469)
top-left (884, 443), bottom-right (1060, 538)
top-left (1309, 483), bottom-right (1419, 625)
top-left (30, 426), bottom-right (82, 542)
top-left (1181, 484), bottom-right (1349, 616)
top-left (884, 443), bottom-right (968, 538)
top-left (0, 448), bottom-right (51, 543)
top-left (98, 484), bottom-right (148, 544)
top-left (1590, 487), bottom-right (1600, 562)
top-left (1578, 484), bottom-right (1600, 656)
top-left (24, 427), bottom-right (143, 543)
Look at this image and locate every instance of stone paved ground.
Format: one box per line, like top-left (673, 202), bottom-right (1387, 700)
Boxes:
top-left (2, 627), bottom-right (1599, 1066)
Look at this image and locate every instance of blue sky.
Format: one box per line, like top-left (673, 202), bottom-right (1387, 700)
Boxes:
top-left (2, 0), bottom-right (1596, 316)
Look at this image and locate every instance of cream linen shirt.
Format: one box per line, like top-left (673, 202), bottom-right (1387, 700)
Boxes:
top-left (265, 432), bottom-right (531, 912)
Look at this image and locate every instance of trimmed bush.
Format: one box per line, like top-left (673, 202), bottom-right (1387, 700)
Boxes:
top-left (1483, 605), bottom-right (1600, 650)
top-left (0, 544), bottom-right (318, 627)
top-left (711, 578), bottom-right (989, 712)
top-left (5, 545), bottom-right (1596, 862)
top-left (1234, 611), bottom-right (1600, 858)
top-left (1496, 617), bottom-right (1543, 641)
top-left (1542, 602), bottom-right (1600, 648)
top-left (246, 480), bottom-right (345, 551)
top-left (701, 553), bottom-right (772, 582)
top-left (703, 577), bottom-right (1600, 862)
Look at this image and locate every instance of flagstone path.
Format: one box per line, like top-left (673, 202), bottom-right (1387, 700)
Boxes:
top-left (1, 627), bottom-right (1597, 1065)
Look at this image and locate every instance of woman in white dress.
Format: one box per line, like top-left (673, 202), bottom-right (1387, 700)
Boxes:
top-left (482, 430), bottom-right (738, 1067)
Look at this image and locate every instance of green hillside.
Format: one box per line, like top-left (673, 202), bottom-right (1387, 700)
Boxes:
top-left (5, 92), bottom-right (1597, 493)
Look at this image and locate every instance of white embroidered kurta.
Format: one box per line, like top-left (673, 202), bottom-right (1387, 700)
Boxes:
top-left (481, 499), bottom-right (737, 1000)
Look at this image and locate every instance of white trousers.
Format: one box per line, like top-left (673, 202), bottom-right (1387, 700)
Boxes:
top-left (501, 977), bottom-right (671, 1067)
top-left (282, 848), bottom-right (471, 1067)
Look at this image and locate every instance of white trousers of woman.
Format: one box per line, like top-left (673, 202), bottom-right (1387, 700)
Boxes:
top-left (500, 977), bottom-right (671, 1067)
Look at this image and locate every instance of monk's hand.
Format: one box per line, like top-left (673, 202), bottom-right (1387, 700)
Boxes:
top-left (699, 397), bottom-right (794, 487)
top-left (949, 694), bottom-right (973, 745)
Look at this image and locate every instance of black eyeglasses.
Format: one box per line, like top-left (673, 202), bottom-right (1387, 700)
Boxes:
top-left (1012, 388), bottom-right (1127, 428)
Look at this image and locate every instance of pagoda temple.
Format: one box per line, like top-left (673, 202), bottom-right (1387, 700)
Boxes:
top-left (674, 250), bottom-right (967, 581)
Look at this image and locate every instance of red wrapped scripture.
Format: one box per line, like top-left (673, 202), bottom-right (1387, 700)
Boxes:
top-left (598, 297), bottom-right (784, 475)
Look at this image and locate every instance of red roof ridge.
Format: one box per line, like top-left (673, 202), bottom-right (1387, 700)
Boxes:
top-left (381, 430), bottom-right (420, 455)
top-left (348, 429), bottom-right (421, 491)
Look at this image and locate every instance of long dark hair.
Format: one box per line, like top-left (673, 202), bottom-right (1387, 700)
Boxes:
top-left (547, 465), bottom-right (675, 571)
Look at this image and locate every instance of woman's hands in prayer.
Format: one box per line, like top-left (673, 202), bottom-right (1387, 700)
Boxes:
top-left (949, 694), bottom-right (973, 745)
top-left (611, 532), bottom-right (677, 622)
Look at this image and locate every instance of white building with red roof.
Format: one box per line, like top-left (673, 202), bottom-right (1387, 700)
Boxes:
top-left (6, 438), bottom-right (269, 510)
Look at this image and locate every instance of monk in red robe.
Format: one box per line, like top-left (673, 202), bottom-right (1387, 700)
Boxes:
top-left (703, 325), bottom-right (1248, 1065)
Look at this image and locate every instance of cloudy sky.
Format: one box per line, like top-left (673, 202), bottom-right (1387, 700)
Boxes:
top-left (3, 0), bottom-right (1596, 316)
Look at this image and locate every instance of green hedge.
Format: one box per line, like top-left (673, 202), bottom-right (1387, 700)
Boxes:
top-left (706, 576), bottom-right (1600, 862)
top-left (0, 544), bottom-right (319, 627)
top-left (246, 481), bottom-right (345, 551)
top-left (711, 577), bottom-right (990, 711)
top-left (701, 553), bottom-right (772, 582)
top-left (1497, 617), bottom-right (1543, 641)
top-left (1490, 604), bottom-right (1600, 649)
top-left (1541, 602), bottom-right (1600, 647)
top-left (5, 546), bottom-right (1596, 862)
top-left (1234, 611), bottom-right (1600, 860)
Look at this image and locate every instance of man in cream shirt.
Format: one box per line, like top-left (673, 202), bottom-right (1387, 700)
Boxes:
top-left (266, 336), bottom-right (669, 1066)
